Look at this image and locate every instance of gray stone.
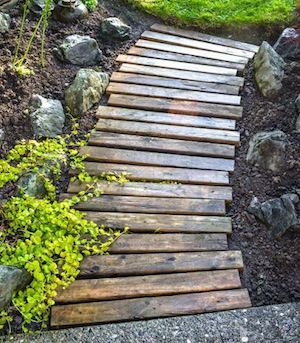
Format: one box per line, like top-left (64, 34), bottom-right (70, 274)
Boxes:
top-left (281, 193), bottom-right (299, 204)
top-left (53, 0), bottom-right (88, 23)
top-left (0, 265), bottom-right (32, 310)
top-left (248, 195), bottom-right (298, 237)
top-left (273, 27), bottom-right (300, 60)
top-left (0, 128), bottom-right (4, 142)
top-left (296, 94), bottom-right (300, 113)
top-left (54, 35), bottom-right (102, 66)
top-left (29, 95), bottom-right (65, 138)
top-left (0, 12), bottom-right (10, 33)
top-left (29, 0), bottom-right (55, 15)
top-left (2, 303), bottom-right (300, 343)
top-left (65, 68), bottom-right (109, 116)
top-left (254, 41), bottom-right (286, 97)
top-left (100, 17), bottom-right (132, 40)
top-left (17, 172), bottom-right (48, 198)
top-left (246, 130), bottom-right (288, 173)
top-left (0, 0), bottom-right (18, 11)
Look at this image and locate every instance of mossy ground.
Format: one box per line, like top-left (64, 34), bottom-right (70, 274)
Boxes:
top-left (128, 0), bottom-right (296, 28)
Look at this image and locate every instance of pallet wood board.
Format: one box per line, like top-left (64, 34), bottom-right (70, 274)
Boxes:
top-left (51, 289), bottom-right (251, 327)
top-left (96, 106), bottom-right (236, 131)
top-left (116, 54), bottom-right (237, 76)
top-left (55, 270), bottom-right (241, 303)
top-left (94, 119), bottom-right (240, 146)
top-left (111, 72), bottom-right (240, 95)
top-left (78, 162), bottom-right (230, 185)
top-left (68, 180), bottom-right (233, 201)
top-left (127, 46), bottom-right (245, 71)
top-left (151, 24), bottom-right (259, 53)
top-left (108, 94), bottom-right (243, 119)
top-left (107, 82), bottom-right (241, 106)
top-left (79, 251), bottom-right (243, 277)
top-left (141, 31), bottom-right (251, 62)
top-left (80, 146), bottom-right (235, 171)
top-left (83, 212), bottom-right (232, 233)
top-left (120, 63), bottom-right (244, 87)
top-left (61, 194), bottom-right (226, 216)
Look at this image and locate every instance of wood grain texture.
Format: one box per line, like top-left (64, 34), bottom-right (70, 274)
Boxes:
top-left (127, 46), bottom-right (245, 71)
top-left (80, 146), bottom-right (235, 171)
top-left (77, 162), bottom-right (230, 185)
top-left (107, 82), bottom-right (241, 106)
top-left (79, 251), bottom-right (243, 277)
top-left (55, 270), bottom-right (241, 303)
top-left (151, 24), bottom-right (259, 53)
top-left (83, 212), bottom-right (232, 233)
top-left (111, 72), bottom-right (240, 95)
top-left (94, 119), bottom-right (240, 146)
top-left (61, 194), bottom-right (226, 215)
top-left (68, 180), bottom-right (233, 201)
top-left (120, 63), bottom-right (244, 86)
top-left (96, 106), bottom-right (236, 131)
top-left (116, 54), bottom-right (237, 76)
top-left (108, 94), bottom-right (243, 119)
top-left (141, 31), bottom-right (251, 62)
top-left (108, 233), bottom-right (228, 253)
top-left (51, 289), bottom-right (251, 327)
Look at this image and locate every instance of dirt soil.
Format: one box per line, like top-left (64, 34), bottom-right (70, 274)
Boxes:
top-left (0, 0), bottom-right (299, 334)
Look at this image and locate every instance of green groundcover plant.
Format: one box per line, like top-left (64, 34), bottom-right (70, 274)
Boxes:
top-left (0, 132), bottom-right (126, 332)
top-left (128, 0), bottom-right (296, 27)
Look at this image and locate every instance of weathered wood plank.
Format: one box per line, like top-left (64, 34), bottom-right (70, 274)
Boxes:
top-left (142, 31), bottom-right (253, 60)
top-left (55, 270), bottom-right (241, 303)
top-left (116, 54), bottom-right (237, 76)
top-left (94, 120), bottom-right (240, 146)
top-left (80, 146), bottom-right (235, 171)
top-left (109, 233), bottom-right (228, 253)
top-left (77, 162), bottom-right (230, 185)
top-left (111, 72), bottom-right (240, 95)
top-left (151, 24), bottom-right (259, 53)
top-left (79, 251), bottom-right (243, 277)
top-left (108, 94), bottom-right (243, 119)
top-left (107, 82), bottom-right (241, 106)
top-left (61, 194), bottom-right (226, 215)
top-left (83, 212), bottom-right (232, 233)
top-left (127, 46), bottom-right (245, 71)
top-left (68, 180), bottom-right (233, 201)
top-left (88, 131), bottom-right (235, 158)
top-left (97, 106), bottom-right (236, 131)
top-left (120, 63), bottom-right (244, 87)
top-left (51, 289), bottom-right (251, 327)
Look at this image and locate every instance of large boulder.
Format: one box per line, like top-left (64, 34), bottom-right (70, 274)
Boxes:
top-left (246, 130), bottom-right (288, 173)
top-left (29, 95), bottom-right (65, 138)
top-left (273, 28), bottom-right (300, 60)
top-left (100, 17), bottom-right (132, 41)
top-left (0, 265), bottom-right (32, 310)
top-left (65, 68), bottom-right (109, 116)
top-left (54, 35), bottom-right (102, 66)
top-left (0, 12), bottom-right (10, 33)
top-left (248, 195), bottom-right (299, 237)
top-left (254, 41), bottom-right (286, 97)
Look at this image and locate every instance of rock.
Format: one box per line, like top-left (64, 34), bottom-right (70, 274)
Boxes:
top-left (100, 17), bottom-right (131, 40)
top-left (29, 95), bottom-right (65, 138)
top-left (65, 68), bottom-right (109, 116)
top-left (254, 41), bottom-right (286, 97)
top-left (29, 0), bottom-right (55, 15)
top-left (0, 128), bottom-right (4, 142)
top-left (273, 28), bottom-right (300, 60)
top-left (248, 195), bottom-right (299, 237)
top-left (296, 95), bottom-right (300, 132)
top-left (246, 130), bottom-right (288, 173)
top-left (281, 193), bottom-right (299, 204)
top-left (53, 0), bottom-right (88, 23)
top-left (54, 35), bottom-right (102, 66)
top-left (0, 0), bottom-right (18, 11)
top-left (296, 95), bottom-right (300, 113)
top-left (0, 12), bottom-right (10, 33)
top-left (0, 265), bottom-right (32, 310)
top-left (17, 172), bottom-right (48, 198)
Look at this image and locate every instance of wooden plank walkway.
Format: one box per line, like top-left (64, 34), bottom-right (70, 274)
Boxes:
top-left (51, 24), bottom-right (258, 328)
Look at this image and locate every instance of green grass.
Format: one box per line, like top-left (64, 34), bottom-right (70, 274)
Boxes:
top-left (128, 0), bottom-right (296, 28)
